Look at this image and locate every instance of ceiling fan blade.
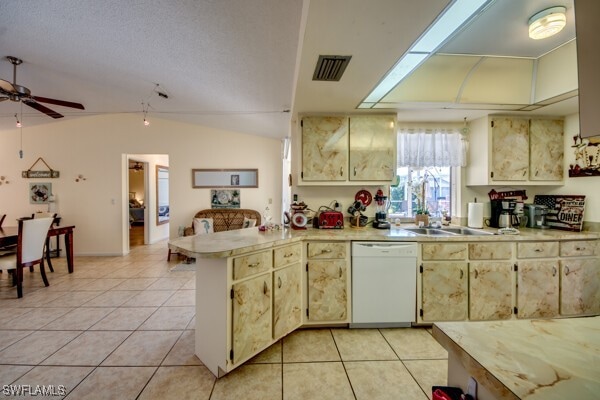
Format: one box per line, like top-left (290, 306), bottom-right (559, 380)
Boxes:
top-left (0, 79), bottom-right (18, 94)
top-left (23, 100), bottom-right (64, 119)
top-left (32, 96), bottom-right (85, 110)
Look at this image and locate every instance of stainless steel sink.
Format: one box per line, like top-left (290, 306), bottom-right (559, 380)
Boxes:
top-left (439, 227), bottom-right (494, 235)
top-left (399, 228), bottom-right (457, 236)
top-left (399, 227), bottom-right (494, 236)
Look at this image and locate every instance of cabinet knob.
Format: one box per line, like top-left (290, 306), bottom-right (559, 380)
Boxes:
top-left (564, 266), bottom-right (570, 275)
top-left (474, 269), bottom-right (479, 279)
top-left (523, 170), bottom-right (527, 176)
top-left (284, 253), bottom-right (294, 258)
top-left (340, 166), bottom-right (343, 176)
top-left (249, 262), bottom-right (260, 268)
top-left (552, 266), bottom-right (557, 277)
top-left (263, 281), bottom-right (268, 294)
top-left (353, 166), bottom-right (357, 176)
top-left (278, 276), bottom-right (282, 288)
top-left (459, 269), bottom-right (464, 279)
top-left (339, 267), bottom-right (343, 278)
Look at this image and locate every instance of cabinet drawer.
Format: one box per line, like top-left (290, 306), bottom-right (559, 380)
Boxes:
top-left (307, 242), bottom-right (346, 259)
top-left (274, 243), bottom-right (302, 268)
top-left (233, 251), bottom-right (272, 280)
top-left (560, 240), bottom-right (598, 257)
top-left (469, 242), bottom-right (512, 260)
top-left (422, 243), bottom-right (467, 260)
top-left (517, 242), bottom-right (558, 259)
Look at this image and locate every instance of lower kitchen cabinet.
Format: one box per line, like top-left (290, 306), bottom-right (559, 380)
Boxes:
top-left (469, 262), bottom-right (513, 320)
top-left (516, 260), bottom-right (560, 318)
top-left (421, 262), bottom-right (468, 322)
top-left (273, 262), bottom-right (302, 338)
top-left (231, 272), bottom-right (272, 364)
top-left (560, 259), bottom-right (600, 316)
top-left (305, 241), bottom-right (350, 324)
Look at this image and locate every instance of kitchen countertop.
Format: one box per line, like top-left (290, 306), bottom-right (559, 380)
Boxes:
top-left (432, 316), bottom-right (600, 400)
top-left (168, 225), bottom-right (600, 259)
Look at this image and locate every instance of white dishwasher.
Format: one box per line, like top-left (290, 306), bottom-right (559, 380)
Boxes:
top-left (351, 242), bottom-right (417, 328)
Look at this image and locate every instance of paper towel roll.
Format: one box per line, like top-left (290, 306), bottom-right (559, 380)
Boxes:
top-left (468, 203), bottom-right (484, 228)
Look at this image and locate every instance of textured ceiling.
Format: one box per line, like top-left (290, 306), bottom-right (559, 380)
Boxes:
top-left (0, 0), bottom-right (303, 137)
top-left (0, 0), bottom-right (581, 137)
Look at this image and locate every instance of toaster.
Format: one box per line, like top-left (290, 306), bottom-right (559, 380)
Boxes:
top-left (314, 211), bottom-right (344, 229)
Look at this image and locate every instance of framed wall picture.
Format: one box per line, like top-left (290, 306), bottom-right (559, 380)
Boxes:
top-left (211, 189), bottom-right (240, 209)
top-left (30, 183), bottom-right (52, 204)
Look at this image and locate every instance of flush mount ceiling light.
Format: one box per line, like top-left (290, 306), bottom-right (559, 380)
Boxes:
top-left (360, 0), bottom-right (493, 108)
top-left (528, 6), bottom-right (566, 40)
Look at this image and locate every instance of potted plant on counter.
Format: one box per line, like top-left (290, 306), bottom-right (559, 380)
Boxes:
top-left (412, 178), bottom-right (429, 226)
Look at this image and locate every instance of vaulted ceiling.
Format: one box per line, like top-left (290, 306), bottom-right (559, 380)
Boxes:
top-left (0, 0), bottom-right (578, 138)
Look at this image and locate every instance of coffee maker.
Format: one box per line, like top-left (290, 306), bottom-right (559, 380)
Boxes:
top-left (373, 189), bottom-right (390, 229)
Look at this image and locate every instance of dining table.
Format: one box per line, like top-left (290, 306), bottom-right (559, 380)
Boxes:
top-left (0, 225), bottom-right (76, 273)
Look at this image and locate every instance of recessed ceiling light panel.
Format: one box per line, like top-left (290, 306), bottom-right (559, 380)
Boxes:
top-left (528, 6), bottom-right (567, 40)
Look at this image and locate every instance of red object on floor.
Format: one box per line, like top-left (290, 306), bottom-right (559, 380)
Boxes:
top-left (433, 389), bottom-right (454, 400)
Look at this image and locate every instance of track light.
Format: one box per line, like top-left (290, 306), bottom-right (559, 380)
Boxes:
top-left (15, 113), bottom-right (21, 128)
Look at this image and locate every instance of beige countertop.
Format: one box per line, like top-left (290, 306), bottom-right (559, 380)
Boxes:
top-left (168, 225), bottom-right (600, 259)
top-left (432, 316), bottom-right (600, 400)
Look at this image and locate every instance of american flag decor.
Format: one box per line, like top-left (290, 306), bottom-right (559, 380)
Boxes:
top-left (533, 195), bottom-right (586, 232)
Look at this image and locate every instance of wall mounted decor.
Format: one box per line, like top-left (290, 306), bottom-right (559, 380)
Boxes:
top-left (211, 189), bottom-right (240, 209)
top-left (22, 157), bottom-right (59, 178)
top-left (192, 169), bottom-right (258, 188)
top-left (29, 183), bottom-right (52, 204)
top-left (569, 135), bottom-right (600, 177)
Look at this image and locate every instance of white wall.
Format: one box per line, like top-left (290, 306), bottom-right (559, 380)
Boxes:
top-left (460, 113), bottom-right (599, 225)
top-left (0, 114), bottom-right (283, 255)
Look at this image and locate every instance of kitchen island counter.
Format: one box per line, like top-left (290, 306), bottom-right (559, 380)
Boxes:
top-left (168, 225), bottom-right (599, 259)
top-left (433, 316), bottom-right (600, 400)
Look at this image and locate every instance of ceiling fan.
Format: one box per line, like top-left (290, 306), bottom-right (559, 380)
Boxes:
top-left (129, 162), bottom-right (144, 172)
top-left (0, 56), bottom-right (85, 119)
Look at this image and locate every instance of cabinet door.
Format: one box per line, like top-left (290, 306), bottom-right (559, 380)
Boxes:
top-left (273, 263), bottom-right (302, 338)
top-left (307, 260), bottom-right (348, 322)
top-left (516, 261), bottom-right (559, 318)
top-left (302, 116), bottom-right (348, 181)
top-left (421, 262), bottom-right (468, 321)
top-left (529, 119), bottom-right (564, 181)
top-left (491, 118), bottom-right (529, 181)
top-left (349, 115), bottom-right (395, 181)
top-left (560, 259), bottom-right (600, 316)
top-left (231, 273), bottom-right (272, 364)
top-left (469, 262), bottom-right (513, 321)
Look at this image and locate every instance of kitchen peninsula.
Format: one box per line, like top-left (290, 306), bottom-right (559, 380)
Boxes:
top-left (168, 226), bottom-right (599, 377)
top-left (433, 316), bottom-right (600, 400)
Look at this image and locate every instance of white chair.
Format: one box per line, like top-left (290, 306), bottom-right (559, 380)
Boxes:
top-left (0, 217), bottom-right (54, 298)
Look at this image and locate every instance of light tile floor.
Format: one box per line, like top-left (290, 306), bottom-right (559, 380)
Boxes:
top-left (0, 241), bottom-right (448, 399)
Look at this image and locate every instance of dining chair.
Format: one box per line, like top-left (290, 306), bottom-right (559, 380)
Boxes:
top-left (32, 212), bottom-right (58, 272)
top-left (0, 217), bottom-right (54, 298)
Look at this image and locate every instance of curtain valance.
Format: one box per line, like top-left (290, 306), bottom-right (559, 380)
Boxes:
top-left (397, 128), bottom-right (467, 167)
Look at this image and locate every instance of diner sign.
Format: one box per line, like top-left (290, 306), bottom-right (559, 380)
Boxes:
top-left (22, 157), bottom-right (60, 178)
top-left (534, 195), bottom-right (586, 232)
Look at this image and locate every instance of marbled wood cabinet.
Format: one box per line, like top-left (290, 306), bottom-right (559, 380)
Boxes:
top-left (559, 240), bottom-right (600, 316)
top-left (195, 242), bottom-right (303, 377)
top-left (305, 241), bottom-right (351, 324)
top-left (300, 115), bottom-right (396, 184)
top-left (468, 243), bottom-right (513, 321)
top-left (301, 116), bottom-right (348, 181)
top-left (516, 242), bottom-right (559, 319)
top-left (466, 116), bottom-right (564, 186)
top-left (417, 239), bottom-right (599, 324)
top-left (420, 243), bottom-right (468, 322)
top-left (348, 115), bottom-right (396, 181)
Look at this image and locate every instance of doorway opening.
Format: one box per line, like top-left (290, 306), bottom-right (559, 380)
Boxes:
top-left (128, 159), bottom-right (147, 247)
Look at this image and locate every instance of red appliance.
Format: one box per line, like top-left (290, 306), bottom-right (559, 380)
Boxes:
top-left (314, 211), bottom-right (344, 229)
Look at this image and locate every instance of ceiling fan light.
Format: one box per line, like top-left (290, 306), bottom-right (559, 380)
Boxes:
top-left (14, 114), bottom-right (21, 128)
top-left (143, 118), bottom-right (149, 126)
top-left (528, 6), bottom-right (566, 40)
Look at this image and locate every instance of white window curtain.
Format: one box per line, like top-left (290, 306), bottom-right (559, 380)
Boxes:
top-left (397, 128), bottom-right (467, 167)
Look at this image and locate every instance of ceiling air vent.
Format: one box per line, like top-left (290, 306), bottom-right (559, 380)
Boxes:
top-left (312, 55), bottom-right (352, 81)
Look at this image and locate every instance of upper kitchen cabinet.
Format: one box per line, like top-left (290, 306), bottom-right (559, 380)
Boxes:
top-left (300, 115), bottom-right (396, 185)
top-left (301, 116), bottom-right (349, 181)
top-left (349, 115), bottom-right (396, 181)
top-left (575, 0), bottom-right (600, 139)
top-left (466, 116), bottom-right (564, 186)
